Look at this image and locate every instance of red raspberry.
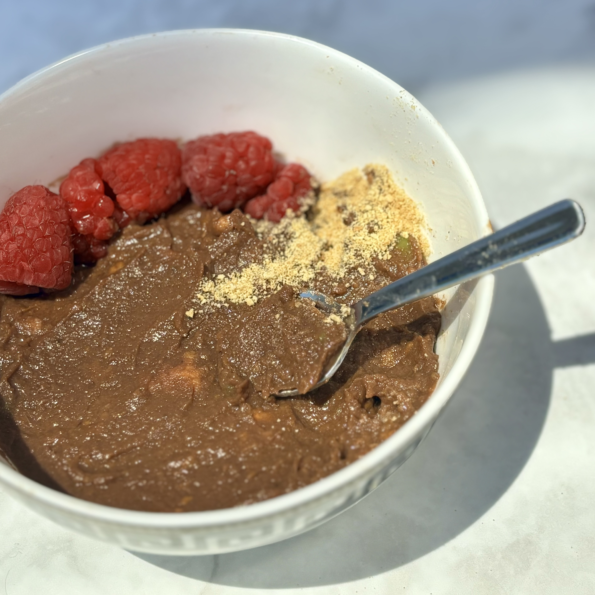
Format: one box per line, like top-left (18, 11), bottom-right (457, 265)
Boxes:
top-left (60, 158), bottom-right (118, 241)
top-left (112, 203), bottom-right (132, 229)
top-left (71, 233), bottom-right (108, 265)
top-left (244, 163), bottom-right (313, 222)
top-left (0, 186), bottom-right (73, 294)
top-left (71, 205), bottom-right (130, 266)
top-left (99, 138), bottom-right (185, 223)
top-left (182, 131), bottom-right (276, 212)
top-left (0, 280), bottom-right (39, 296)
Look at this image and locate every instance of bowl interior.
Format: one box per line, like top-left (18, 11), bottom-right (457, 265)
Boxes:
top-left (0, 29), bottom-right (490, 516)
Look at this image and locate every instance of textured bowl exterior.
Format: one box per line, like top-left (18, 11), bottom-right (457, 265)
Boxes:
top-left (0, 424), bottom-right (435, 554)
top-left (0, 29), bottom-right (493, 555)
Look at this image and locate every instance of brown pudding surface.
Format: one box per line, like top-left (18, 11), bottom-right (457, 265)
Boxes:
top-left (0, 175), bottom-right (440, 513)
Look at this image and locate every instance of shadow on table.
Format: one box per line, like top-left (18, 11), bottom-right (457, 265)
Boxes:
top-left (135, 264), bottom-right (595, 588)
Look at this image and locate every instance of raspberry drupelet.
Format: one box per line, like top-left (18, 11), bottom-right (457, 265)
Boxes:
top-left (181, 131), bottom-right (277, 212)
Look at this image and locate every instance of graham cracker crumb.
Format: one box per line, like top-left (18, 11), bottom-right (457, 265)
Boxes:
top-left (196, 164), bottom-right (428, 307)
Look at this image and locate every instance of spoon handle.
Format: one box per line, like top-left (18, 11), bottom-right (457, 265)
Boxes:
top-left (355, 199), bottom-right (586, 325)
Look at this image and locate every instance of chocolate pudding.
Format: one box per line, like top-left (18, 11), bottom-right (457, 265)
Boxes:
top-left (0, 165), bottom-right (440, 512)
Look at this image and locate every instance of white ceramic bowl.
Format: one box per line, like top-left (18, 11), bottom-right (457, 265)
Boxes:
top-left (0, 29), bottom-right (493, 555)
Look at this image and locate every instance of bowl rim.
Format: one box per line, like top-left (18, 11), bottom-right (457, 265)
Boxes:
top-left (0, 27), bottom-right (494, 529)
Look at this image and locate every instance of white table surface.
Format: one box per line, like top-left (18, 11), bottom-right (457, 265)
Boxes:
top-left (1, 2), bottom-right (594, 593)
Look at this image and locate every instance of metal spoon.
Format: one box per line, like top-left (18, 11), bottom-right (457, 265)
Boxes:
top-left (276, 199), bottom-right (586, 398)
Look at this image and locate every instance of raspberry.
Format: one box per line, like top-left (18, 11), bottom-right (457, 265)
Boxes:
top-left (112, 203), bottom-right (132, 229)
top-left (244, 163), bottom-right (313, 222)
top-left (71, 233), bottom-right (108, 265)
top-left (182, 131), bottom-right (276, 212)
top-left (60, 158), bottom-right (118, 241)
top-left (0, 186), bottom-right (73, 293)
top-left (99, 138), bottom-right (185, 223)
top-left (0, 280), bottom-right (39, 296)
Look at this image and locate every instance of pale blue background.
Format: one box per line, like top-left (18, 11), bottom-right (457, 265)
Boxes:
top-left (1, 0), bottom-right (594, 95)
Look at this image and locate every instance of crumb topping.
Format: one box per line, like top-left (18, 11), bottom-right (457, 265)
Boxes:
top-left (196, 164), bottom-right (428, 307)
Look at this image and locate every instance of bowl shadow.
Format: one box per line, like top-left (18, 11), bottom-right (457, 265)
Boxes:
top-left (135, 264), bottom-right (589, 588)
